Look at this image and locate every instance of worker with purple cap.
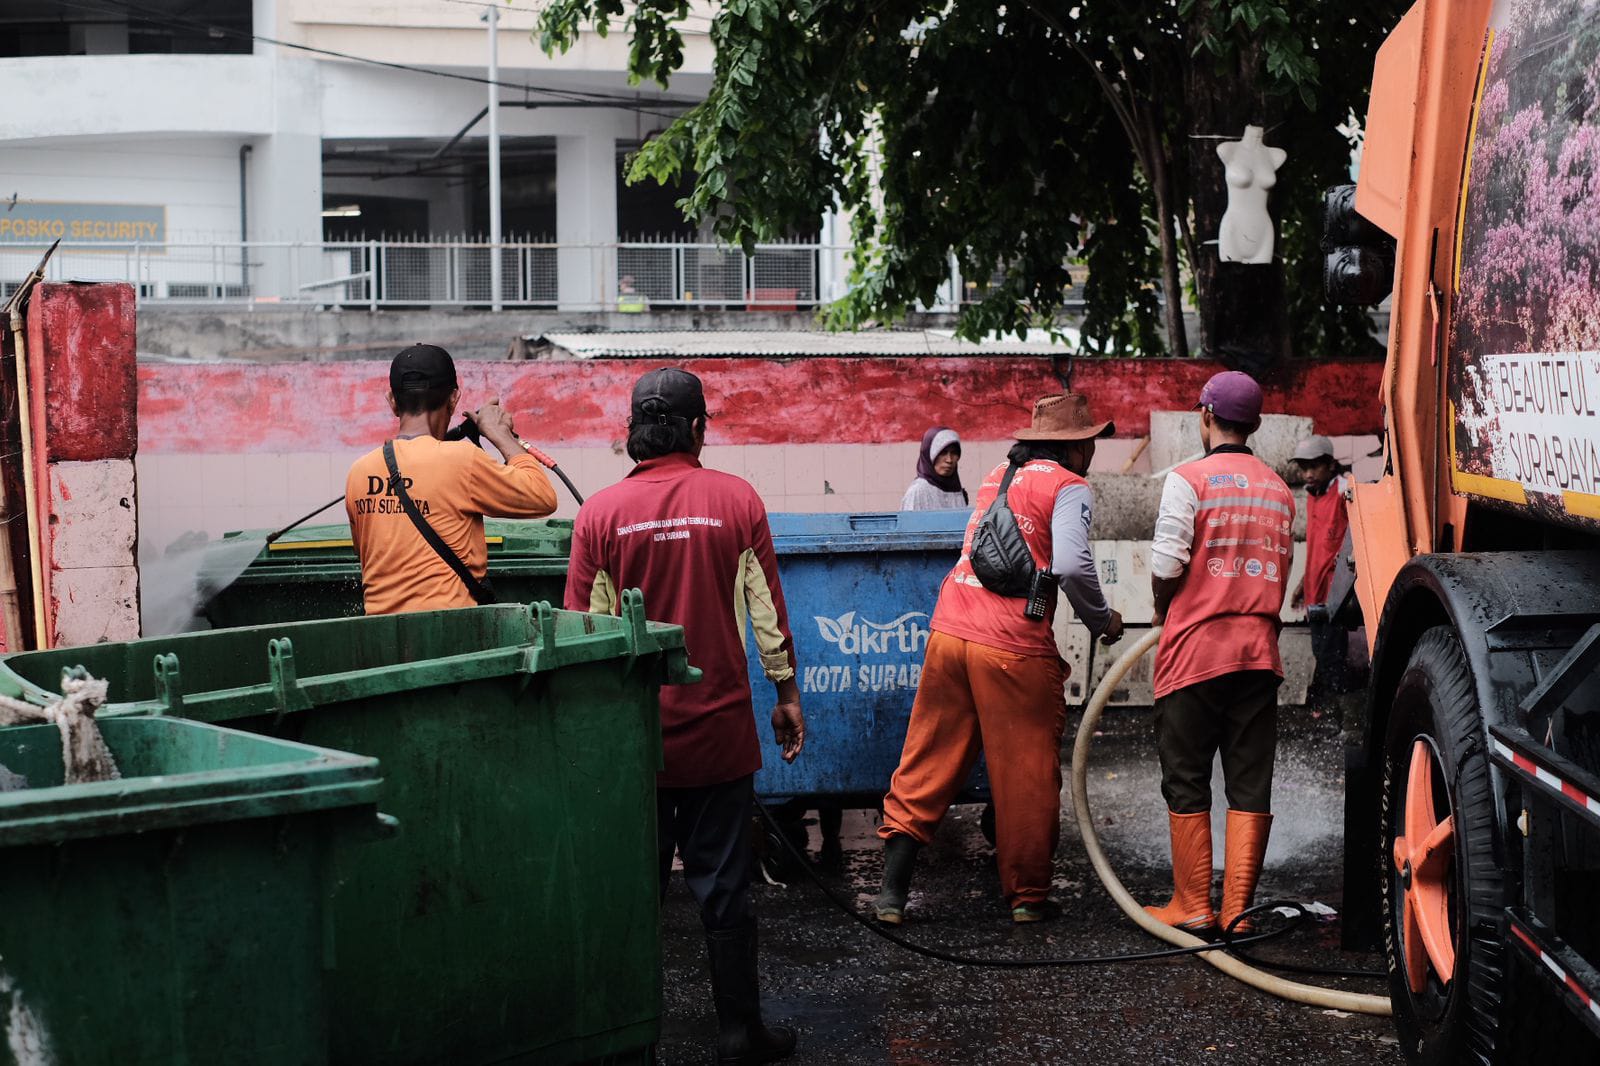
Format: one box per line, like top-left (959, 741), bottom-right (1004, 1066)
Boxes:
top-left (1145, 371), bottom-right (1295, 937)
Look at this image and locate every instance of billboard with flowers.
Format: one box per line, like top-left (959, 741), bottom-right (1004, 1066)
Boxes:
top-left (1449, 0), bottom-right (1600, 530)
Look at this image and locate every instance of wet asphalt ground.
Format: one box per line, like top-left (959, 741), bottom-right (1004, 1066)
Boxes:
top-left (656, 699), bottom-right (1405, 1065)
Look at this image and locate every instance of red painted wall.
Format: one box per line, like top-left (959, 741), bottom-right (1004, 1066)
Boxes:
top-left (136, 357), bottom-right (1384, 454)
top-left (12, 283), bottom-right (140, 649)
top-left (28, 283), bottom-right (138, 462)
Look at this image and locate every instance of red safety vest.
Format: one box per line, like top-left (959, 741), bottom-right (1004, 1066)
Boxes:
top-left (1303, 474), bottom-right (1350, 607)
top-left (932, 459), bottom-right (1081, 658)
top-left (1154, 450), bottom-right (1294, 700)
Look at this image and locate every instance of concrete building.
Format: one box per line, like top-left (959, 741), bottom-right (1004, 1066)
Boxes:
top-left (0, 0), bottom-right (727, 308)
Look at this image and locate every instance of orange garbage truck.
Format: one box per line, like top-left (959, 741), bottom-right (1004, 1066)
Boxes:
top-left (1328, 0), bottom-right (1600, 1061)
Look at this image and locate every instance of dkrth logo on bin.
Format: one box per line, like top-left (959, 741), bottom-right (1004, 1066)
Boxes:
top-left (803, 611), bottom-right (931, 694)
top-left (813, 611), bottom-right (930, 655)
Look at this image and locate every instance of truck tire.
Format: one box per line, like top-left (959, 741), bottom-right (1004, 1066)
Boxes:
top-left (1380, 626), bottom-right (1507, 1065)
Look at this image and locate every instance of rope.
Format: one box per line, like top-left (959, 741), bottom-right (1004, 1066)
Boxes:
top-left (0, 672), bottom-right (120, 784)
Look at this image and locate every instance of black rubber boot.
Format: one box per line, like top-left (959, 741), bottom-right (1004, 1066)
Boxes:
top-left (818, 807), bottom-right (844, 868)
top-left (705, 922), bottom-right (797, 1066)
top-left (873, 833), bottom-right (920, 925)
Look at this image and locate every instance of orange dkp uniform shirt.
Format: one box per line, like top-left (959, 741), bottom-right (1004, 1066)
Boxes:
top-left (345, 435), bottom-right (557, 615)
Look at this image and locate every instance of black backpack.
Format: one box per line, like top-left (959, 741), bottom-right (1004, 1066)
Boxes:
top-left (969, 463), bottom-right (1036, 597)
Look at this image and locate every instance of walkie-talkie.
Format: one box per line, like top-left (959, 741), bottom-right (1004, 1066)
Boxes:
top-left (1024, 569), bottom-right (1055, 621)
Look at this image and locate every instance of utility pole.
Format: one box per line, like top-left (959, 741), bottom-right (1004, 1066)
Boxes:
top-left (486, 3), bottom-right (503, 311)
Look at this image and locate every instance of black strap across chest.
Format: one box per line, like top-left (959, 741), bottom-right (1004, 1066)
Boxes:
top-left (381, 440), bottom-right (495, 605)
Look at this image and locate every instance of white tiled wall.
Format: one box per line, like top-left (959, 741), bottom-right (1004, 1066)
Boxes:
top-left (134, 433), bottom-right (1383, 556)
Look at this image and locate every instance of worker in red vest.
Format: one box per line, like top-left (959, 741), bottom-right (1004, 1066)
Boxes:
top-left (1289, 434), bottom-right (1351, 696)
top-left (875, 393), bottom-right (1124, 925)
top-left (1146, 371), bottom-right (1294, 936)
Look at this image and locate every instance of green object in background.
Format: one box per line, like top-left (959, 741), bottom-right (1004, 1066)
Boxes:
top-left (201, 518), bottom-right (573, 627)
top-left (0, 597), bottom-right (697, 1066)
top-left (0, 716), bottom-right (388, 1066)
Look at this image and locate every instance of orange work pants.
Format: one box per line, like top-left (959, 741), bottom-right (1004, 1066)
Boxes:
top-left (879, 630), bottom-right (1068, 907)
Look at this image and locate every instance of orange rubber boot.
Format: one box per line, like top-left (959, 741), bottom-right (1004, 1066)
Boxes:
top-left (1219, 810), bottom-right (1273, 935)
top-left (1145, 810), bottom-right (1217, 933)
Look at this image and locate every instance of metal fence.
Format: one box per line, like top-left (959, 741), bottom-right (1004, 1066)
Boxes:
top-left (0, 240), bottom-right (892, 311)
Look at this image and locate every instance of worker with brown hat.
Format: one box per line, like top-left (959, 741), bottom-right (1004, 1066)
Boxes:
top-left (1146, 371), bottom-right (1295, 935)
top-left (874, 394), bottom-right (1124, 924)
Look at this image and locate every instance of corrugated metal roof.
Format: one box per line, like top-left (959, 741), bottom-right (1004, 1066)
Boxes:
top-left (529, 328), bottom-right (1077, 359)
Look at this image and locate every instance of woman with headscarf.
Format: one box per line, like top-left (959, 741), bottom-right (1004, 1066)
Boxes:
top-left (902, 427), bottom-right (968, 510)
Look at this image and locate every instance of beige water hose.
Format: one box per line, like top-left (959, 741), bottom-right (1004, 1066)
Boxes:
top-left (1070, 626), bottom-right (1393, 1016)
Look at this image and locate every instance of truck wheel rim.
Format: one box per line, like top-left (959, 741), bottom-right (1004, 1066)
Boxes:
top-left (1393, 736), bottom-right (1457, 995)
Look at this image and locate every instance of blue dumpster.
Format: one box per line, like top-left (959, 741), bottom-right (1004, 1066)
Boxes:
top-left (746, 510), bottom-right (987, 805)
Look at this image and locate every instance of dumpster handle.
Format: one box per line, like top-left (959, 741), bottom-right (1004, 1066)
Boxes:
top-left (534, 601), bottom-right (557, 653)
top-left (621, 588), bottom-right (650, 662)
top-left (152, 653), bottom-right (182, 717)
top-left (847, 514), bottom-right (899, 532)
top-left (516, 603), bottom-right (560, 682)
top-left (268, 639), bottom-right (313, 723)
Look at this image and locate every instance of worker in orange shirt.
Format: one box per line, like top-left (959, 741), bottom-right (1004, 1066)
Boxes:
top-left (1146, 371), bottom-right (1294, 936)
top-left (346, 344), bottom-right (557, 614)
top-left (1289, 434), bottom-right (1351, 696)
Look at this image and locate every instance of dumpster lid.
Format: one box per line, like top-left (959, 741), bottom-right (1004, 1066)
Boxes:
top-left (766, 511), bottom-right (970, 554)
top-left (0, 716), bottom-right (384, 847)
top-left (217, 518), bottom-right (573, 567)
top-left (0, 601), bottom-right (697, 720)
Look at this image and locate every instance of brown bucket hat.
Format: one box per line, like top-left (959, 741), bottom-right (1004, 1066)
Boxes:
top-left (1012, 393), bottom-right (1115, 441)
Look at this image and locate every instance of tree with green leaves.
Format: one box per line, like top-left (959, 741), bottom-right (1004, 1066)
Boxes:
top-left (541, 0), bottom-right (1402, 362)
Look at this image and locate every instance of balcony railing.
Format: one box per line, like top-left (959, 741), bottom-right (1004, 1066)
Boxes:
top-left (0, 240), bottom-right (898, 312)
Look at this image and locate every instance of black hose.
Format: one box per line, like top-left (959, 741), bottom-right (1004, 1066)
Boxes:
top-left (752, 801), bottom-right (1303, 969)
top-left (549, 465), bottom-right (585, 506)
top-left (266, 494), bottom-right (344, 543)
top-left (449, 415), bottom-right (585, 506)
top-left (1217, 905), bottom-right (1386, 980)
top-left (267, 422), bottom-right (584, 548)
top-left (751, 629), bottom-right (1383, 982)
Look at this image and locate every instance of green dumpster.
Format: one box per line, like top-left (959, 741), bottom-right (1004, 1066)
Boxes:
top-left (201, 518), bottom-right (572, 628)
top-left (0, 715), bottom-right (387, 1066)
top-left (0, 596), bottom-right (693, 1066)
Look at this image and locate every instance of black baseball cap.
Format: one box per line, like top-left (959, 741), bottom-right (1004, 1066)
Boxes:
top-left (390, 343), bottom-right (457, 395)
top-left (631, 367), bottom-right (707, 423)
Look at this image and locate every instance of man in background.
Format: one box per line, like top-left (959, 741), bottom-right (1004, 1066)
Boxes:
top-left (346, 343), bottom-right (556, 614)
top-left (565, 367), bottom-right (804, 1066)
top-left (1290, 434), bottom-right (1352, 696)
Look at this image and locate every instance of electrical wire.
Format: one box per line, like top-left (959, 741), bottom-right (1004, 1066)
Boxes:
top-left (48, 0), bottom-right (701, 120)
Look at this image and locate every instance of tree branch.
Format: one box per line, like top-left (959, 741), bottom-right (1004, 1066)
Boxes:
top-left (1014, 0), bottom-right (1151, 178)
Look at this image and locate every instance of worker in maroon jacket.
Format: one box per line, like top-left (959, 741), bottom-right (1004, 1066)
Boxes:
top-left (565, 367), bottom-right (804, 1066)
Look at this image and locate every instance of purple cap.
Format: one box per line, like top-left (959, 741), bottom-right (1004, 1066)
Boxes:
top-left (1197, 371), bottom-right (1264, 425)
